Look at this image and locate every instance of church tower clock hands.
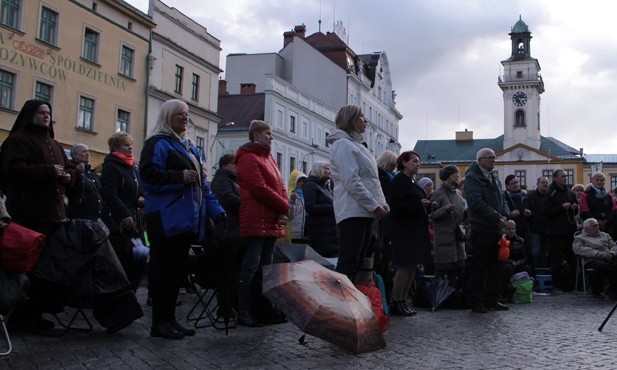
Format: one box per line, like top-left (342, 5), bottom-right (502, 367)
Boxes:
top-left (498, 16), bottom-right (545, 150)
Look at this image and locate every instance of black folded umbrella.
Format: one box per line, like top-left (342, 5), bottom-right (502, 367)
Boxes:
top-left (424, 275), bottom-right (456, 312)
top-left (273, 242), bottom-right (335, 270)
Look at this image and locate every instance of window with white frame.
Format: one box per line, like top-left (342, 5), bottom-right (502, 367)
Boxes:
top-left (515, 170), bottom-right (527, 189)
top-left (1, 0), bottom-right (20, 29)
top-left (174, 65), bottom-right (183, 93)
top-left (289, 115), bottom-right (296, 133)
top-left (191, 73), bottom-right (200, 101)
top-left (35, 81), bottom-right (53, 103)
top-left (565, 169), bottom-right (574, 186)
top-left (83, 28), bottom-right (99, 63)
top-left (116, 109), bottom-right (130, 132)
top-left (120, 45), bottom-right (134, 77)
top-left (39, 6), bottom-right (58, 45)
top-left (0, 69), bottom-right (15, 109)
top-left (78, 96), bottom-right (95, 131)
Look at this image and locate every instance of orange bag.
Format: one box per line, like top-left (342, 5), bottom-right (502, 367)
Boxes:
top-left (497, 235), bottom-right (510, 262)
top-left (0, 222), bottom-right (46, 273)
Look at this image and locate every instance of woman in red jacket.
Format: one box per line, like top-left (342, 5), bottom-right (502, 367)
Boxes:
top-left (235, 120), bottom-right (289, 327)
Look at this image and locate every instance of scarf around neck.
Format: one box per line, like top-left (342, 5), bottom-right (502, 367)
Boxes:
top-left (112, 151), bottom-right (134, 167)
top-left (592, 185), bottom-right (608, 199)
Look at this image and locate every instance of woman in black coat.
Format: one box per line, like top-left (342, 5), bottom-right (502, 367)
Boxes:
top-left (304, 161), bottom-right (338, 257)
top-left (388, 151), bottom-right (432, 316)
top-left (101, 132), bottom-right (145, 292)
top-left (0, 99), bottom-right (76, 331)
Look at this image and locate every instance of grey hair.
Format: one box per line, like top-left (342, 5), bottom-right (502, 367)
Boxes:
top-left (583, 218), bottom-right (598, 229)
top-left (377, 150), bottom-right (397, 172)
top-left (476, 148), bottom-right (495, 161)
top-left (148, 99), bottom-right (188, 140)
top-left (311, 161), bottom-right (331, 178)
top-left (70, 143), bottom-right (88, 157)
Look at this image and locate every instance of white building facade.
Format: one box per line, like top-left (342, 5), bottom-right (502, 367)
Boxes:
top-left (147, 0), bottom-right (222, 170)
top-left (220, 24), bottom-right (401, 184)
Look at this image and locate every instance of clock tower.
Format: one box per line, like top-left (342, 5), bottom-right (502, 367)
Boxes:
top-left (498, 16), bottom-right (545, 150)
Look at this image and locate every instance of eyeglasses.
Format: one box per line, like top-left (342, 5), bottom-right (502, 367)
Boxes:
top-left (175, 112), bottom-right (189, 118)
top-left (480, 156), bottom-right (496, 160)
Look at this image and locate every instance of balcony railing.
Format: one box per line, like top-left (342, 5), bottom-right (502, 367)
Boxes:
top-left (498, 73), bottom-right (544, 84)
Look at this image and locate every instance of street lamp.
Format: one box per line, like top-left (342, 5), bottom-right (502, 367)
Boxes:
top-left (301, 150), bottom-right (316, 173)
top-left (209, 121), bottom-right (235, 152)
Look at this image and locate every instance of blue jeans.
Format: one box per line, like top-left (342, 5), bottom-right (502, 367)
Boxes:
top-left (529, 232), bottom-right (549, 270)
top-left (237, 237), bottom-right (276, 312)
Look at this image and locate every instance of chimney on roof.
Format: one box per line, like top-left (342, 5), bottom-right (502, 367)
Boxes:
top-left (455, 129), bottom-right (473, 141)
top-left (240, 83), bottom-right (256, 95)
top-left (283, 24), bottom-right (306, 48)
top-left (218, 80), bottom-right (228, 96)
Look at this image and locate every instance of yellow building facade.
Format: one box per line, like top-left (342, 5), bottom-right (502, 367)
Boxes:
top-left (0, 0), bottom-right (154, 165)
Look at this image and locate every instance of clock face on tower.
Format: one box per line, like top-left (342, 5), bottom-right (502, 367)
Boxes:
top-left (512, 91), bottom-right (527, 107)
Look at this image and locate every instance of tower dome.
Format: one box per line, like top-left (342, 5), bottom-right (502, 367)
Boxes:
top-left (511, 15), bottom-right (529, 33)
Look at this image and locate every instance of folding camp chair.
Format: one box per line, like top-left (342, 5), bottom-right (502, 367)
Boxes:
top-left (0, 314), bottom-right (11, 356)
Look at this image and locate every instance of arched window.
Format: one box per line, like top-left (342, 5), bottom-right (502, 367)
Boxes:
top-left (515, 110), bottom-right (526, 127)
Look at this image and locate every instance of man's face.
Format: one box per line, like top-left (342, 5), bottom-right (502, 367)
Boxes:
top-left (586, 220), bottom-right (600, 236)
top-left (555, 171), bottom-right (567, 187)
top-left (536, 177), bottom-right (549, 193)
top-left (506, 178), bottom-right (520, 192)
top-left (478, 151), bottom-right (496, 171)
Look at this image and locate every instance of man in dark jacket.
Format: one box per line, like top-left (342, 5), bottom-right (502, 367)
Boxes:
top-left (464, 148), bottom-right (510, 313)
top-left (66, 143), bottom-right (104, 221)
top-left (542, 169), bottom-right (578, 293)
top-left (527, 176), bottom-right (550, 270)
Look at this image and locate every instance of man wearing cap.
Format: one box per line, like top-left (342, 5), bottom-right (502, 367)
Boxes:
top-left (464, 148), bottom-right (510, 313)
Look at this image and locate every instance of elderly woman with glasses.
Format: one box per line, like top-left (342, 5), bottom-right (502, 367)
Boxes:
top-left (140, 99), bottom-right (225, 339)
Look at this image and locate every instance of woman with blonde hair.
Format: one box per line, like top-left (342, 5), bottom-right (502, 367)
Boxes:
top-left (326, 105), bottom-right (389, 280)
top-left (579, 172), bottom-right (617, 237)
top-left (140, 99), bottom-right (225, 338)
top-left (235, 120), bottom-right (289, 327)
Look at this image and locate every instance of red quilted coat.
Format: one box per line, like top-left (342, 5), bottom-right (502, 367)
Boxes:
top-left (236, 141), bottom-right (289, 238)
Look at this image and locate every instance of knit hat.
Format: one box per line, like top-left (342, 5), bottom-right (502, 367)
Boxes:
top-left (417, 177), bottom-right (433, 189)
top-left (439, 165), bottom-right (459, 181)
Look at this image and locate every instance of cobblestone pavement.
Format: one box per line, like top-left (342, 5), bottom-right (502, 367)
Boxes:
top-left (3, 290), bottom-right (617, 369)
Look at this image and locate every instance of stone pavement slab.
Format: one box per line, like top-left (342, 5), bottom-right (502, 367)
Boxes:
top-left (3, 291), bottom-right (617, 369)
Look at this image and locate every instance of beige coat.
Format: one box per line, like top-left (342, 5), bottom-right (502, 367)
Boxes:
top-left (572, 230), bottom-right (617, 259)
top-left (430, 185), bottom-right (466, 264)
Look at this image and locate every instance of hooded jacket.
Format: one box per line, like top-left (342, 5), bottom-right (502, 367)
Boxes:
top-left (235, 141), bottom-right (289, 238)
top-left (464, 161), bottom-right (509, 234)
top-left (0, 99), bottom-right (75, 225)
top-left (326, 129), bottom-right (386, 224)
top-left (140, 135), bottom-right (224, 243)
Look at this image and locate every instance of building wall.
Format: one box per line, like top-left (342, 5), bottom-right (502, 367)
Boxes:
top-left (280, 37), bottom-right (347, 110)
top-left (225, 53), bottom-right (283, 94)
top-left (148, 0), bottom-right (222, 173)
top-left (0, 0), bottom-right (153, 166)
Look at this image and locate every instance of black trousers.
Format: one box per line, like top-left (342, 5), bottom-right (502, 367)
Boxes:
top-left (468, 230), bottom-right (501, 306)
top-left (335, 217), bottom-right (373, 281)
top-left (148, 232), bottom-right (194, 326)
top-left (549, 234), bottom-right (575, 290)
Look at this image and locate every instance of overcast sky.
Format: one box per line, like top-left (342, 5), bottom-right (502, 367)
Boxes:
top-left (128, 0), bottom-right (617, 154)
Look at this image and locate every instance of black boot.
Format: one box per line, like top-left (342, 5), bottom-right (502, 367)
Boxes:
top-left (237, 310), bottom-right (263, 327)
top-left (237, 280), bottom-right (263, 327)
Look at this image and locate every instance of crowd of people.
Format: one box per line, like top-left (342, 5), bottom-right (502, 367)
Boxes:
top-left (2, 99), bottom-right (617, 340)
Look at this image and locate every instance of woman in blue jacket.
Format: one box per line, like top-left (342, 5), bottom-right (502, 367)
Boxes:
top-left (140, 99), bottom-right (225, 339)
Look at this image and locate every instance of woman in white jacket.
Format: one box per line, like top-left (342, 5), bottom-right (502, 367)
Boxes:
top-left (326, 105), bottom-right (390, 280)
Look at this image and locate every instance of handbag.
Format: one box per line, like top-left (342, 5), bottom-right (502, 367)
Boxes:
top-left (0, 222), bottom-right (46, 274)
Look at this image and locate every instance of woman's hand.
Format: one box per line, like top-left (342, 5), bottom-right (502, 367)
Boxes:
top-left (372, 204), bottom-right (390, 218)
top-left (120, 216), bottom-right (135, 231)
top-left (277, 214), bottom-right (289, 225)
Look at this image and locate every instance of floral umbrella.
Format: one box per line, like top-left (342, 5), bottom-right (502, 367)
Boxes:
top-left (262, 260), bottom-right (386, 354)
